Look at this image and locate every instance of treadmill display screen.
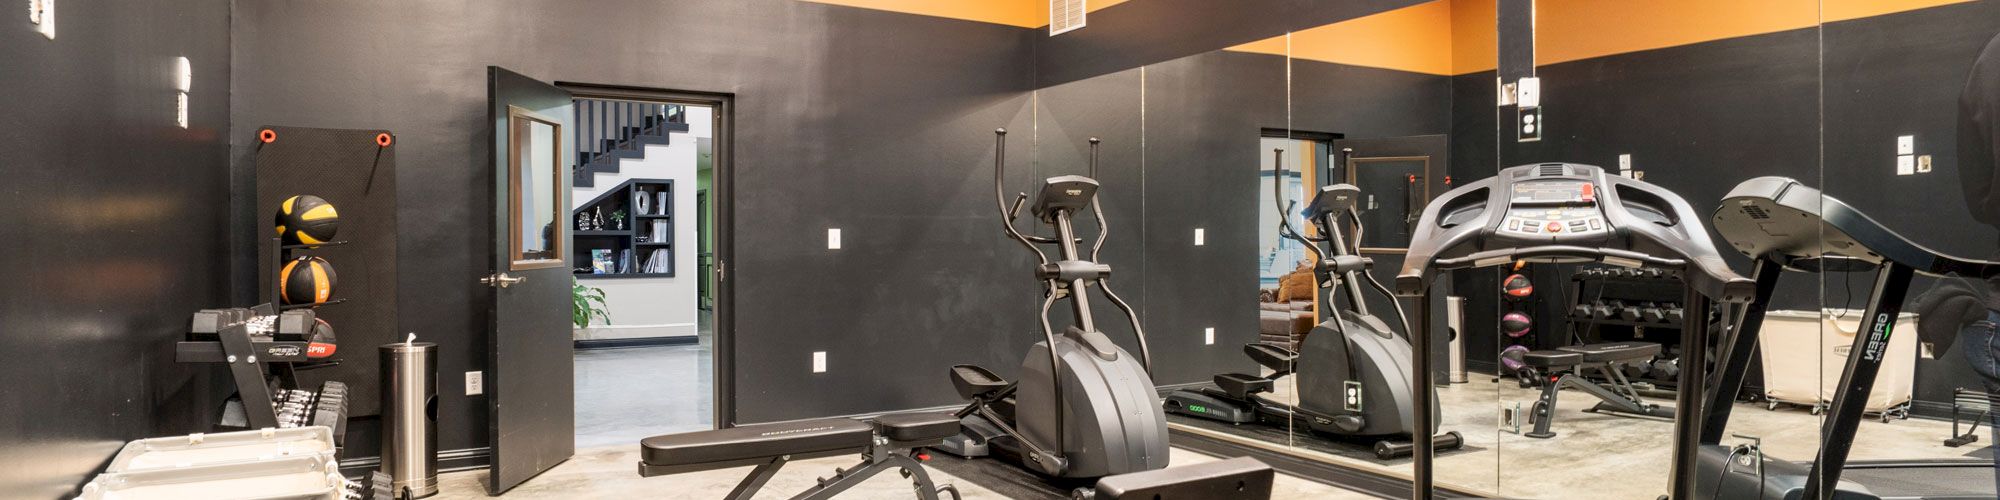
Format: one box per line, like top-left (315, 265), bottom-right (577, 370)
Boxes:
top-left (1510, 180), bottom-right (1593, 205)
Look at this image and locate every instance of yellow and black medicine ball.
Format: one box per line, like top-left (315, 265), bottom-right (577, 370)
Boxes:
top-left (280, 256), bottom-right (338, 305)
top-left (275, 195), bottom-right (340, 246)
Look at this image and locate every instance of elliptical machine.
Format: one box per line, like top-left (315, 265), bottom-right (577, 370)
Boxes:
top-left (1164, 149), bottom-right (1462, 460)
top-left (936, 130), bottom-right (1170, 479)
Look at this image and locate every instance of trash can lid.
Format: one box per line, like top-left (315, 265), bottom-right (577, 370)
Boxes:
top-left (379, 342), bottom-right (438, 352)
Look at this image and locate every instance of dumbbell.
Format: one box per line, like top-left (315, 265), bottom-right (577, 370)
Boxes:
top-left (1664, 307), bottom-right (1685, 324)
top-left (1640, 303), bottom-right (1667, 323)
top-left (1618, 301), bottom-right (1643, 322)
top-left (1592, 301), bottom-right (1616, 319)
top-left (1650, 358), bottom-right (1680, 379)
top-left (1572, 303), bottom-right (1594, 318)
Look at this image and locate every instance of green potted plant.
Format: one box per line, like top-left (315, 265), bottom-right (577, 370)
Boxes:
top-left (609, 209), bottom-right (628, 230)
top-left (573, 277), bottom-right (610, 329)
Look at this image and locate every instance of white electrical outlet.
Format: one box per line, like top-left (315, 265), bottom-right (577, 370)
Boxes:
top-left (1618, 154), bottom-right (1632, 172)
top-left (1897, 155), bottom-right (1915, 176)
top-left (812, 351), bottom-right (827, 373)
top-left (1897, 135), bottom-right (1915, 155)
top-left (465, 371), bottom-right (484, 396)
top-left (827, 228), bottom-right (841, 250)
top-left (1193, 228), bottom-right (1205, 246)
top-left (1204, 327), bottom-right (1215, 345)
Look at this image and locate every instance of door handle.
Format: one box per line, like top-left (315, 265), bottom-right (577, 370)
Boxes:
top-left (482, 273), bottom-right (527, 288)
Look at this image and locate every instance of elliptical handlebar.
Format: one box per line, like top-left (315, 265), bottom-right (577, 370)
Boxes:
top-left (1272, 149), bottom-right (1328, 264)
top-left (994, 129), bottom-right (1052, 267)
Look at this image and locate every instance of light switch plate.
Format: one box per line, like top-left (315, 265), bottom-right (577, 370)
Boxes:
top-left (466, 371), bottom-right (484, 396)
top-left (812, 351), bottom-right (827, 373)
top-left (1193, 228), bottom-right (1205, 246)
top-left (1618, 154), bottom-right (1632, 171)
top-left (1204, 327), bottom-right (1215, 345)
top-left (1897, 135), bottom-right (1915, 155)
top-left (1897, 155), bottom-right (1915, 176)
top-left (827, 228), bottom-right (841, 249)
top-left (1516, 77), bottom-right (1542, 108)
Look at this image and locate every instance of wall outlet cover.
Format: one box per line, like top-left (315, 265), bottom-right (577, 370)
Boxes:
top-left (1897, 155), bottom-right (1915, 176)
top-left (465, 371), bottom-right (484, 396)
top-left (812, 351), bottom-right (827, 373)
top-left (1897, 135), bottom-right (1915, 155)
top-left (827, 228), bottom-right (841, 250)
top-left (1193, 228), bottom-right (1205, 246)
top-left (1204, 327), bottom-right (1215, 345)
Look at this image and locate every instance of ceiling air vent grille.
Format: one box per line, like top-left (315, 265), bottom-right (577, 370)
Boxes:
top-left (1050, 0), bottom-right (1086, 36)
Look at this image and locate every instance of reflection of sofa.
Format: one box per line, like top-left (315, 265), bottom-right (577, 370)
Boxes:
top-left (1259, 292), bottom-right (1315, 346)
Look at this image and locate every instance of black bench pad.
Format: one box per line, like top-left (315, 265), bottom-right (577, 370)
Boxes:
top-left (641, 418), bottom-right (873, 467)
top-left (1522, 350), bottom-right (1584, 367)
top-left (873, 412), bottom-right (960, 443)
top-left (1557, 342), bottom-right (1660, 363)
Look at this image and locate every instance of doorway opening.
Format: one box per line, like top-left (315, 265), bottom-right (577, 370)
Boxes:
top-left (1256, 130), bottom-right (1337, 348)
top-left (558, 83), bottom-right (733, 449)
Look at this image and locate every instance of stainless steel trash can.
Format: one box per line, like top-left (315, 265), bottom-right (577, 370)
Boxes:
top-left (380, 342), bottom-right (439, 498)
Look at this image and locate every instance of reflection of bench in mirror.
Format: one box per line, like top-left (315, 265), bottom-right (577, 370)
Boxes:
top-left (638, 412), bottom-right (963, 500)
top-left (1521, 342), bottom-right (1676, 439)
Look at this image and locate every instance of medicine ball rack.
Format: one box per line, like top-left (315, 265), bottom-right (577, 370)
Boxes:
top-left (172, 237), bottom-right (352, 450)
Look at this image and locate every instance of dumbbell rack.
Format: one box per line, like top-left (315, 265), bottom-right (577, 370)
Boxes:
top-left (1565, 266), bottom-right (1691, 388)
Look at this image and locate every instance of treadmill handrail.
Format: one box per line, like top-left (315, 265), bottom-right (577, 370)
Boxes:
top-left (1430, 245), bottom-right (1686, 270)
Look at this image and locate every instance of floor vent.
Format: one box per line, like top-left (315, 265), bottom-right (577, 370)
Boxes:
top-left (1050, 0), bottom-right (1086, 36)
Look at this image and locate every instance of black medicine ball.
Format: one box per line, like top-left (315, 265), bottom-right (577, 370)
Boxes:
top-left (275, 195), bottom-right (340, 246)
top-left (280, 256), bottom-right (338, 305)
top-left (1502, 273), bottom-right (1533, 299)
top-left (1502, 312), bottom-right (1533, 338)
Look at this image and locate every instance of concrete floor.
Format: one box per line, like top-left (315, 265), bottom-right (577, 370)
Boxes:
top-left (1247, 374), bottom-right (1999, 499)
top-left (432, 344), bottom-right (1369, 498)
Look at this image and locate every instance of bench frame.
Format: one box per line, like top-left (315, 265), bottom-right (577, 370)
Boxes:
top-left (639, 421), bottom-right (959, 500)
top-left (1525, 348), bottom-right (1676, 439)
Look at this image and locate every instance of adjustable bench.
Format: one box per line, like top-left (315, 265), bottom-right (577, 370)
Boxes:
top-left (639, 412), bottom-right (962, 500)
top-left (1521, 342), bottom-right (1676, 438)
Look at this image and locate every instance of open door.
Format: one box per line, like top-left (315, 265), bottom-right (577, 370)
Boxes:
top-left (485, 66), bottom-right (576, 494)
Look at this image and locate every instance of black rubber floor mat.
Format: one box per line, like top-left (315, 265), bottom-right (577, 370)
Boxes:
top-left (1168, 413), bottom-right (1485, 464)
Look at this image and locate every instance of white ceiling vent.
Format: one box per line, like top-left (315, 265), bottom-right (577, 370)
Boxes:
top-left (1049, 0), bottom-right (1086, 36)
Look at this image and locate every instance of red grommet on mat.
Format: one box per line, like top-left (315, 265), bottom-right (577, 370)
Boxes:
top-left (375, 133), bottom-right (393, 147)
top-left (258, 129), bottom-right (277, 143)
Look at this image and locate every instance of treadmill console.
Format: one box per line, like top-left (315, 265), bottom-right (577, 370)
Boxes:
top-left (1499, 179), bottom-right (1609, 238)
top-left (1398, 163), bottom-right (1751, 303)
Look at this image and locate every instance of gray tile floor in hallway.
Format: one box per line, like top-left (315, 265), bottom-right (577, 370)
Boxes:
top-left (573, 344), bottom-right (714, 450)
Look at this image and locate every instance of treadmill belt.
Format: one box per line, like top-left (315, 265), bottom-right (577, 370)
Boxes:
top-left (1839, 463), bottom-right (1997, 499)
top-left (1168, 413), bottom-right (1485, 464)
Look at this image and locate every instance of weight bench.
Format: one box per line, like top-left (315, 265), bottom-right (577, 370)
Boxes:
top-left (639, 412), bottom-right (962, 500)
top-left (1522, 342), bottom-right (1676, 439)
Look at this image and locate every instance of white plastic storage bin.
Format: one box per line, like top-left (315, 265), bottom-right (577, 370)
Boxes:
top-left (1756, 310), bottom-right (1916, 420)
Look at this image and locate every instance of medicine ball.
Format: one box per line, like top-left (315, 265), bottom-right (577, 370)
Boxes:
top-left (1502, 273), bottom-right (1533, 299)
top-left (280, 256), bottom-right (338, 305)
top-left (275, 195), bottom-right (340, 246)
top-left (306, 318), bottom-right (337, 359)
top-left (1502, 312), bottom-right (1533, 338)
top-left (1500, 345), bottom-right (1531, 372)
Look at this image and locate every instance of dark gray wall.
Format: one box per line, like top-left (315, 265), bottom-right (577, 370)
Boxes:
top-left (0, 0), bottom-right (234, 496)
top-left (231, 1), bottom-right (1038, 459)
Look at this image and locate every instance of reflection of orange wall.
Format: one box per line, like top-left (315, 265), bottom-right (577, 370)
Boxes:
top-left (797, 0), bottom-right (1128, 28)
top-left (1226, 0), bottom-right (1463, 75)
top-left (1537, 0), bottom-right (1973, 65)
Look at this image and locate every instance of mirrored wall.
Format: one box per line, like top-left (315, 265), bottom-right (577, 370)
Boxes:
top-left (1018, 0), bottom-right (2000, 497)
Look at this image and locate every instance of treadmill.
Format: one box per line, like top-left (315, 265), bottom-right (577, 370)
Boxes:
top-left (1396, 162), bottom-right (1758, 499)
top-left (1706, 176), bottom-right (2000, 499)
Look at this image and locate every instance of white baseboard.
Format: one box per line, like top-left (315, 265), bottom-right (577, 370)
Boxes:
top-left (574, 323), bottom-right (697, 340)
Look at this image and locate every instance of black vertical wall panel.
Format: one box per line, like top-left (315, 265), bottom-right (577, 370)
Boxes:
top-left (0, 0), bottom-right (233, 496)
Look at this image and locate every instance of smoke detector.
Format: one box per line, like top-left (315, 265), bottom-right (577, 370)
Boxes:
top-left (1049, 0), bottom-right (1085, 36)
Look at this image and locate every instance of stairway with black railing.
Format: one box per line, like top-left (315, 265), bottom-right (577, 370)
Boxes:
top-left (573, 99), bottom-right (690, 188)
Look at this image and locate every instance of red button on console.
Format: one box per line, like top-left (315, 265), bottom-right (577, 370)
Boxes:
top-left (1546, 222), bottom-right (1564, 232)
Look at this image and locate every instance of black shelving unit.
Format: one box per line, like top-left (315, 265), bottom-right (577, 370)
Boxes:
top-left (573, 178), bottom-right (675, 278)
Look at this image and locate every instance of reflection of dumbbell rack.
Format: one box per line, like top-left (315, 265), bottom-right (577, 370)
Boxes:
top-left (1566, 266), bottom-right (1690, 388)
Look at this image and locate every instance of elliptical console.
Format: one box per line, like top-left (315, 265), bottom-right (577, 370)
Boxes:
top-left (1397, 163), bottom-right (1753, 499)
